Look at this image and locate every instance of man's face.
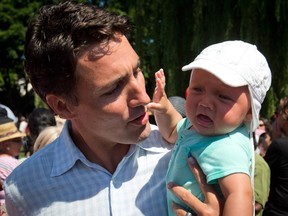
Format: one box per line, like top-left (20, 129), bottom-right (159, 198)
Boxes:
top-left (69, 36), bottom-right (151, 148)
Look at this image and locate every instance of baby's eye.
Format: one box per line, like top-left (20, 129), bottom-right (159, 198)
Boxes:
top-left (219, 94), bottom-right (232, 101)
top-left (192, 87), bottom-right (202, 93)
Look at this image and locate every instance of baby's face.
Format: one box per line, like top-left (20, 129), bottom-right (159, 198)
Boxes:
top-left (186, 69), bottom-right (252, 136)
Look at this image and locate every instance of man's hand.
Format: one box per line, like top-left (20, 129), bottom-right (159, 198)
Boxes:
top-left (168, 157), bottom-right (223, 216)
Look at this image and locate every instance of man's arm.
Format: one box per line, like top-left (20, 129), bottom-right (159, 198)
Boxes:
top-left (168, 157), bottom-right (223, 216)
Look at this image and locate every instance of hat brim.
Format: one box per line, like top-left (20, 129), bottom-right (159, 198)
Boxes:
top-left (0, 132), bottom-right (26, 143)
top-left (182, 59), bottom-right (248, 87)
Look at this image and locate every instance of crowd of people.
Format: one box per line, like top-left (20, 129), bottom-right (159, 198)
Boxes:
top-left (254, 97), bottom-right (288, 216)
top-left (0, 105), bottom-right (64, 214)
top-left (0, 1), bottom-right (287, 216)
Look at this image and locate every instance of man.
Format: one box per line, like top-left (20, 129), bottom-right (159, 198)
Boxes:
top-left (4, 1), bottom-right (220, 215)
top-left (263, 136), bottom-right (288, 216)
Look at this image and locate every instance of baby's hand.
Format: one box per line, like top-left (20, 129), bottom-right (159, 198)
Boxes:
top-left (153, 69), bottom-right (166, 103)
top-left (147, 69), bottom-right (169, 114)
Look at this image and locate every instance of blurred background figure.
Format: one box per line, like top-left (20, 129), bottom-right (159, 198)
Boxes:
top-left (0, 104), bottom-right (18, 124)
top-left (254, 128), bottom-right (265, 154)
top-left (0, 107), bottom-right (25, 206)
top-left (33, 125), bottom-right (63, 153)
top-left (257, 127), bottom-right (273, 157)
top-left (271, 96), bottom-right (288, 140)
top-left (149, 96), bottom-right (186, 125)
top-left (55, 115), bottom-right (66, 127)
top-left (251, 120), bottom-right (271, 215)
top-left (23, 108), bottom-right (56, 157)
top-left (255, 117), bottom-right (270, 152)
top-left (18, 116), bottom-right (28, 133)
top-left (254, 151), bottom-right (270, 216)
top-left (257, 117), bottom-right (269, 131)
top-left (168, 96), bottom-right (186, 118)
top-left (263, 138), bottom-right (288, 216)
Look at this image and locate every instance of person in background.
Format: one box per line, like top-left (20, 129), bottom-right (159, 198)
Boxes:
top-left (0, 107), bottom-right (25, 207)
top-left (23, 107), bottom-right (57, 157)
top-left (252, 123), bottom-right (271, 216)
top-left (255, 118), bottom-right (271, 155)
top-left (168, 96), bottom-right (186, 118)
top-left (4, 1), bottom-right (221, 215)
top-left (33, 125), bottom-right (63, 153)
top-left (26, 108), bottom-right (56, 144)
top-left (263, 137), bottom-right (288, 216)
top-left (271, 96), bottom-right (288, 140)
top-left (254, 129), bottom-right (264, 154)
top-left (257, 117), bottom-right (268, 131)
top-left (257, 126), bottom-right (273, 157)
top-left (254, 152), bottom-right (270, 216)
top-left (148, 40), bottom-right (271, 216)
top-left (18, 116), bottom-right (28, 133)
top-left (0, 104), bottom-right (18, 124)
top-left (55, 115), bottom-right (66, 127)
top-left (149, 96), bottom-right (186, 125)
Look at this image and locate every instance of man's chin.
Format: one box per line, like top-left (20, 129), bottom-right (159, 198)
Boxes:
top-left (136, 122), bottom-right (151, 142)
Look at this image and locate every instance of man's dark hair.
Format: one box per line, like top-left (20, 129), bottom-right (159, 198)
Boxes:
top-left (24, 1), bottom-right (131, 104)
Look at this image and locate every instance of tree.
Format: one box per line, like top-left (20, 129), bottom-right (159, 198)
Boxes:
top-left (0, 0), bottom-right (42, 116)
top-left (116, 0), bottom-right (288, 119)
top-left (0, 0), bottom-right (287, 120)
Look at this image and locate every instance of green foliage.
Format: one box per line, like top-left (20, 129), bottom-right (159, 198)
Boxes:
top-left (121, 0), bottom-right (288, 119)
top-left (0, 0), bottom-right (42, 114)
top-left (0, 0), bottom-right (287, 120)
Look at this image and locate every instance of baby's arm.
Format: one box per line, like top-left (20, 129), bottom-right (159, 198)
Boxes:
top-left (219, 173), bottom-right (253, 216)
top-left (147, 69), bottom-right (182, 143)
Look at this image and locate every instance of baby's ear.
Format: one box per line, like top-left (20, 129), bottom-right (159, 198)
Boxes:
top-left (244, 108), bottom-right (253, 122)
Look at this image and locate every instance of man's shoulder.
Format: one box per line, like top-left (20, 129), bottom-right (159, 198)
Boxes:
top-left (6, 143), bottom-right (55, 185)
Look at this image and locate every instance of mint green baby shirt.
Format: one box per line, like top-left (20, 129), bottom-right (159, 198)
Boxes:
top-left (166, 118), bottom-right (252, 215)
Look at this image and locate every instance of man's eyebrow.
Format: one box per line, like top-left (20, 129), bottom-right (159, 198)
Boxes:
top-left (101, 75), bottom-right (126, 91)
top-left (95, 59), bottom-right (141, 94)
top-left (95, 71), bottom-right (128, 95)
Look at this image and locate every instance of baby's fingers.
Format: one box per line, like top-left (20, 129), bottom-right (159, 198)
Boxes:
top-left (153, 69), bottom-right (166, 102)
top-left (155, 69), bottom-right (165, 88)
top-left (147, 102), bottom-right (166, 113)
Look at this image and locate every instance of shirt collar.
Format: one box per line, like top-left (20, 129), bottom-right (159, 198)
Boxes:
top-left (137, 124), bottom-right (173, 152)
top-left (51, 122), bottom-right (171, 177)
top-left (51, 121), bottom-right (96, 177)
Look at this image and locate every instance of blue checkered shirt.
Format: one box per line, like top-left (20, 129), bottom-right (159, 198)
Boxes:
top-left (4, 122), bottom-right (172, 216)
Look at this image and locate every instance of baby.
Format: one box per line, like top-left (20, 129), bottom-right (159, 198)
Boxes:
top-left (148, 40), bottom-right (272, 215)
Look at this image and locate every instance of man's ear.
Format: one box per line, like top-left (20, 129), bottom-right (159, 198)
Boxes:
top-left (46, 94), bottom-right (75, 119)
